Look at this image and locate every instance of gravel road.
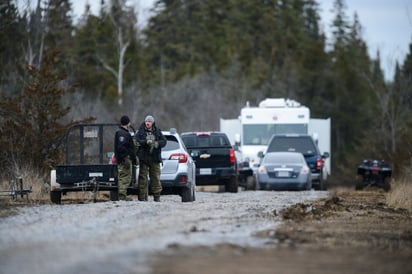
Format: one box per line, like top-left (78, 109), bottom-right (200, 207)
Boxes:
top-left (0, 190), bottom-right (327, 274)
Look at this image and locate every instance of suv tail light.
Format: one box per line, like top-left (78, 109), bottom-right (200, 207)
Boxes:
top-left (316, 158), bottom-right (324, 170)
top-left (181, 175), bottom-right (187, 183)
top-left (229, 148), bottom-right (235, 163)
top-left (170, 153), bottom-right (188, 163)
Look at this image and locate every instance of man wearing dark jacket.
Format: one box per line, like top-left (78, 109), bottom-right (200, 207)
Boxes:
top-left (114, 115), bottom-right (136, 201)
top-left (136, 115), bottom-right (166, 202)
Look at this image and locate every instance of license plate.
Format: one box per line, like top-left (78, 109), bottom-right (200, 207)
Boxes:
top-left (199, 168), bottom-right (212, 175)
top-left (89, 172), bottom-right (103, 177)
top-left (278, 171), bottom-right (289, 177)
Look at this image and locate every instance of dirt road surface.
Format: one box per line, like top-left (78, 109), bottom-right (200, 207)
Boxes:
top-left (0, 190), bottom-right (325, 274)
top-left (149, 189), bottom-right (412, 274)
top-left (1, 188), bottom-right (411, 274)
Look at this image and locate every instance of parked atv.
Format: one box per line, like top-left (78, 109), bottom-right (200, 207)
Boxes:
top-left (356, 159), bottom-right (392, 192)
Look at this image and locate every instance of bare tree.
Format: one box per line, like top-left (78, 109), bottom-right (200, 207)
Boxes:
top-left (97, 0), bottom-right (137, 106)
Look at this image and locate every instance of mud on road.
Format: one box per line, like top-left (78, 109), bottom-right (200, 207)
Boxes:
top-left (149, 189), bottom-right (412, 274)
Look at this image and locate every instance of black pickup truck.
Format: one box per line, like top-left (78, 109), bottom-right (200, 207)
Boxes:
top-left (50, 123), bottom-right (138, 204)
top-left (181, 132), bottom-right (239, 192)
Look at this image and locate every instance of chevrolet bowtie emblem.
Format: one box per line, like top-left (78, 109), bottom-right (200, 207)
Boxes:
top-left (200, 154), bottom-right (211, 159)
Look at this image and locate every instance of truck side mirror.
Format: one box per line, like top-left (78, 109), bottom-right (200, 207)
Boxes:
top-left (257, 151), bottom-right (264, 158)
top-left (322, 152), bottom-right (330, 159)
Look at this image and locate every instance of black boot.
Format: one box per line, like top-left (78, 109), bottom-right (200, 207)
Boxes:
top-left (154, 195), bottom-right (160, 202)
top-left (119, 195), bottom-right (132, 201)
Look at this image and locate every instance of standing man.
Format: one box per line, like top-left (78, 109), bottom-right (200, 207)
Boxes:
top-left (136, 115), bottom-right (166, 202)
top-left (114, 115), bottom-right (136, 201)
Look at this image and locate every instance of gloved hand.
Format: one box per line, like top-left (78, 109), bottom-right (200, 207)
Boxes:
top-left (147, 139), bottom-right (153, 145)
top-left (153, 141), bottom-right (159, 148)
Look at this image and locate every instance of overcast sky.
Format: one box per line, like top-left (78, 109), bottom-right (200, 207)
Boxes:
top-left (68, 0), bottom-right (412, 80)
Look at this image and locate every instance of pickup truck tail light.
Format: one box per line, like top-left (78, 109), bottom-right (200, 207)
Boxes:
top-left (316, 158), bottom-right (324, 170)
top-left (229, 148), bottom-right (235, 163)
top-left (170, 153), bottom-right (188, 163)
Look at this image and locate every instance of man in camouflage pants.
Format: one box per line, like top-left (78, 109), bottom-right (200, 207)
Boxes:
top-left (114, 115), bottom-right (136, 201)
top-left (136, 115), bottom-right (166, 202)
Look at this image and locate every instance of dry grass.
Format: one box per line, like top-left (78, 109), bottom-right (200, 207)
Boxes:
top-left (0, 167), bottom-right (49, 203)
top-left (386, 178), bottom-right (412, 210)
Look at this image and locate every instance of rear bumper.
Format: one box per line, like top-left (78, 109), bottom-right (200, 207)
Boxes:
top-left (259, 181), bottom-right (309, 191)
top-left (311, 172), bottom-right (321, 181)
top-left (195, 167), bottom-right (237, 185)
top-left (52, 183), bottom-right (140, 195)
top-left (161, 173), bottom-right (193, 188)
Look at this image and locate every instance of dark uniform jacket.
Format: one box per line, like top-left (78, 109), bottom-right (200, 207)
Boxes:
top-left (136, 122), bottom-right (166, 163)
top-left (114, 126), bottom-right (136, 164)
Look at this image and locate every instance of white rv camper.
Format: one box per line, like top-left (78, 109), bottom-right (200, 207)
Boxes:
top-left (220, 98), bottom-right (331, 176)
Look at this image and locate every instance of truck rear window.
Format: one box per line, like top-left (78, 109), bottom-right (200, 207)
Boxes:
top-left (267, 137), bottom-right (317, 155)
top-left (182, 135), bottom-right (230, 148)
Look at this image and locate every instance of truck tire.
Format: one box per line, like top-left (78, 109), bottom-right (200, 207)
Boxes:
top-left (319, 179), bottom-right (328, 190)
top-left (109, 190), bottom-right (118, 201)
top-left (225, 177), bottom-right (238, 193)
top-left (50, 191), bottom-right (61, 204)
top-left (192, 187), bottom-right (196, 201)
top-left (246, 176), bottom-right (256, 190)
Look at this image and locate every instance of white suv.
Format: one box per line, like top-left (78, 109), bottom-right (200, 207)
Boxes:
top-left (160, 128), bottom-right (196, 202)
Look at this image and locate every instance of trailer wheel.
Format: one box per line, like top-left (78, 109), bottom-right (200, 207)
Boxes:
top-left (50, 191), bottom-right (61, 204)
top-left (109, 190), bottom-right (118, 201)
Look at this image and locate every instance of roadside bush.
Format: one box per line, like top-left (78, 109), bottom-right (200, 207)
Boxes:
top-left (387, 178), bottom-right (412, 210)
top-left (0, 166), bottom-right (48, 202)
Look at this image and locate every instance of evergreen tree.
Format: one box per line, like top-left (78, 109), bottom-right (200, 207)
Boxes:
top-left (0, 51), bottom-right (93, 176)
top-left (0, 0), bottom-right (25, 96)
top-left (327, 0), bottom-right (374, 179)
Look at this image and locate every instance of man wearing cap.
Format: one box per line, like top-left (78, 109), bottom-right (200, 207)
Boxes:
top-left (114, 115), bottom-right (136, 201)
top-left (136, 115), bottom-right (166, 202)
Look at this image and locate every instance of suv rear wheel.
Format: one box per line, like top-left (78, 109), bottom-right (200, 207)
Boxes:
top-left (181, 184), bottom-right (195, 202)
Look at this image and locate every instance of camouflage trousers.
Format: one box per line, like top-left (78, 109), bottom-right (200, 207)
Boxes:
top-left (138, 158), bottom-right (162, 198)
top-left (118, 157), bottom-right (132, 198)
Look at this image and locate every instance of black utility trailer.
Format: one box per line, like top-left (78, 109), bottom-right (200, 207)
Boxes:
top-left (50, 123), bottom-right (138, 204)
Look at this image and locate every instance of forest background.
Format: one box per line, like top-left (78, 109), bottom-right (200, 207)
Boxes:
top-left (0, 0), bottom-right (411, 187)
